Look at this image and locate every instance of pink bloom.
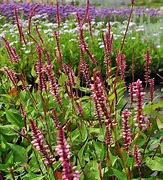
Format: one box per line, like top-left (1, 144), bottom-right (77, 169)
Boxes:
top-left (116, 53), bottom-right (126, 80)
top-left (90, 70), bottom-right (107, 125)
top-left (35, 45), bottom-right (47, 92)
top-left (134, 145), bottom-right (141, 167)
top-left (122, 109), bottom-right (132, 151)
top-left (79, 59), bottom-right (90, 87)
top-left (45, 62), bottom-right (61, 105)
top-left (30, 120), bottom-right (55, 166)
top-left (56, 125), bottom-right (79, 180)
top-left (132, 79), bottom-right (149, 130)
top-left (91, 70), bottom-right (113, 144)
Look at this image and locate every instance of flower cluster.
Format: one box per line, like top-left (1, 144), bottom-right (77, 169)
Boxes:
top-left (91, 70), bottom-right (113, 145)
top-left (56, 125), bottom-right (80, 180)
top-left (79, 59), bottom-right (90, 87)
top-left (45, 58), bottom-right (61, 105)
top-left (30, 120), bottom-right (55, 166)
top-left (134, 145), bottom-right (141, 168)
top-left (63, 64), bottom-right (76, 98)
top-left (122, 109), bottom-right (132, 151)
top-left (116, 53), bottom-right (126, 80)
top-left (91, 70), bottom-right (107, 125)
top-left (35, 45), bottom-right (47, 92)
top-left (132, 79), bottom-right (149, 130)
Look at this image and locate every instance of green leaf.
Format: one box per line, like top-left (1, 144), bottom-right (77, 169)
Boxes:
top-left (23, 173), bottom-right (44, 180)
top-left (7, 143), bottom-right (27, 163)
top-left (94, 141), bottom-right (105, 161)
top-left (5, 110), bottom-right (23, 128)
top-left (81, 123), bottom-right (88, 142)
top-left (5, 110), bottom-right (24, 128)
top-left (0, 125), bottom-right (17, 136)
top-left (112, 168), bottom-right (126, 180)
top-left (146, 157), bottom-right (163, 171)
top-left (78, 141), bottom-right (87, 167)
top-left (31, 65), bottom-right (36, 77)
top-left (84, 160), bottom-right (101, 180)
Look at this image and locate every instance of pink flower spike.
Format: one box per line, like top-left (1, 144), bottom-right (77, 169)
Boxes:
top-left (116, 53), bottom-right (126, 80)
top-left (56, 125), bottom-right (80, 180)
top-left (134, 145), bottom-right (141, 168)
top-left (35, 45), bottom-right (47, 92)
top-left (30, 120), bottom-right (55, 166)
top-left (122, 109), bottom-right (132, 151)
top-left (132, 79), bottom-right (149, 130)
top-left (45, 62), bottom-right (61, 105)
